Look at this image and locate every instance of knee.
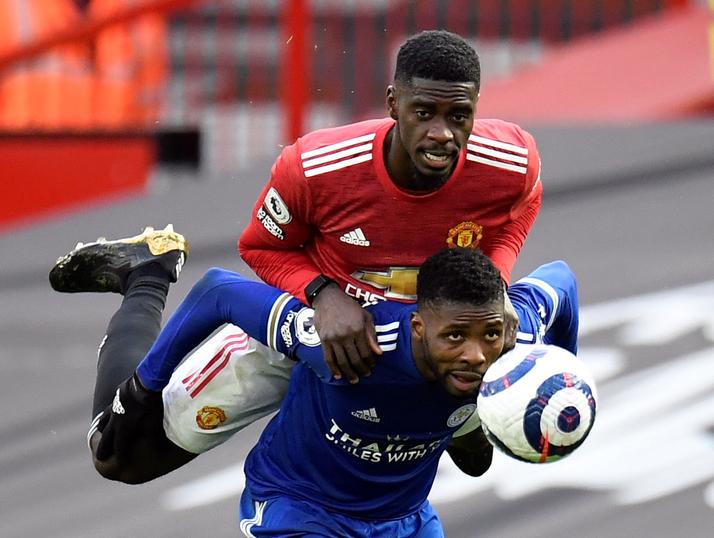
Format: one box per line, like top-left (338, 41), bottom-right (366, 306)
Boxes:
top-left (196, 268), bottom-right (235, 294)
top-left (89, 431), bottom-right (130, 483)
top-left (88, 430), bottom-right (153, 484)
top-left (201, 267), bottom-right (229, 284)
top-left (200, 267), bottom-right (247, 288)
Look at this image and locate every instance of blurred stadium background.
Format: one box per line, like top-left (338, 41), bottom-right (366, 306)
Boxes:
top-left (1, 1), bottom-right (713, 537)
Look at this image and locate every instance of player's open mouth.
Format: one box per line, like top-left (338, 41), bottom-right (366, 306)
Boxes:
top-left (422, 150), bottom-right (453, 169)
top-left (449, 371), bottom-right (481, 392)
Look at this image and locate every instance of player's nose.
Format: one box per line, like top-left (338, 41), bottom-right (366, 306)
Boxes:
top-left (427, 119), bottom-right (454, 144)
top-left (459, 340), bottom-right (486, 369)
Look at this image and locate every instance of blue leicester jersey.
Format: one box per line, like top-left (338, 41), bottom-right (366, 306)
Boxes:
top-left (244, 309), bottom-right (479, 520)
top-left (137, 268), bottom-right (480, 519)
top-left (136, 261), bottom-right (578, 520)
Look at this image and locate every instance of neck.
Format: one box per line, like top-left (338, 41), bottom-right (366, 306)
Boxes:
top-left (384, 125), bottom-right (452, 192)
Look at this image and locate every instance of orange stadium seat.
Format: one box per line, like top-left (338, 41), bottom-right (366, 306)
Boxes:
top-left (90, 0), bottom-right (169, 129)
top-left (0, 0), bottom-right (93, 130)
top-left (0, 0), bottom-right (168, 131)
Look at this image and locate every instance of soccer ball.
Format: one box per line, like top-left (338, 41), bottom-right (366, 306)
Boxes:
top-left (477, 344), bottom-right (597, 463)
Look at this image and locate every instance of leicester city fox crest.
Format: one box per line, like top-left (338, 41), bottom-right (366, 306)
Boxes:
top-left (447, 403), bottom-right (477, 428)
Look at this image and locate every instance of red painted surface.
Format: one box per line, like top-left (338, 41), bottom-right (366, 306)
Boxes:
top-left (478, 5), bottom-right (714, 124)
top-left (0, 135), bottom-right (155, 230)
top-left (282, 0), bottom-right (309, 142)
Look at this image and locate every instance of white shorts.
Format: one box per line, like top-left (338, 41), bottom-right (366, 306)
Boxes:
top-left (162, 324), bottom-right (294, 454)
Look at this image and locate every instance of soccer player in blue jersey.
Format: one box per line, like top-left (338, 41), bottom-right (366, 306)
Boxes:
top-left (50, 226), bottom-right (578, 536)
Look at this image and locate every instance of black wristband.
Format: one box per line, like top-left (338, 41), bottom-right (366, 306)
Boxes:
top-left (304, 274), bottom-right (335, 306)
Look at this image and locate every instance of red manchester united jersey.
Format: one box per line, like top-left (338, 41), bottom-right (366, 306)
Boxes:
top-left (239, 117), bottom-right (541, 305)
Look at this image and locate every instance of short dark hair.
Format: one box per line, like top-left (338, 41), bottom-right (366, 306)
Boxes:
top-left (417, 248), bottom-right (503, 310)
top-left (394, 30), bottom-right (480, 88)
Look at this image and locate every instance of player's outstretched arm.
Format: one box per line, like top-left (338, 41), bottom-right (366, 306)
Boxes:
top-left (89, 373), bottom-right (196, 484)
top-left (447, 414), bottom-right (493, 477)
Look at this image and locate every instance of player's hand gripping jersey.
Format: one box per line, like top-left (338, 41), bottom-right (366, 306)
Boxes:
top-left (239, 118), bottom-right (542, 304)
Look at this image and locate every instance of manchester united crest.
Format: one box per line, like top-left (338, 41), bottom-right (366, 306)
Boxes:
top-left (195, 406), bottom-right (227, 430)
top-left (446, 221), bottom-right (483, 249)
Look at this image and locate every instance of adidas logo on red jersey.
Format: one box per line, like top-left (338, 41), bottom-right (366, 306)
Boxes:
top-left (339, 228), bottom-right (370, 247)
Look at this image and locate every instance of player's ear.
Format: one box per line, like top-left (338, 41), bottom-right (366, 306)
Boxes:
top-left (410, 311), bottom-right (425, 340)
top-left (386, 85), bottom-right (398, 120)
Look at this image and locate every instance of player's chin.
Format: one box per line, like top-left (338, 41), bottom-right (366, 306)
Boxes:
top-left (416, 162), bottom-right (453, 181)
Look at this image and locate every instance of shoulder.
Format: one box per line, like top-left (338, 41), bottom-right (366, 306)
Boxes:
top-left (471, 118), bottom-right (537, 151)
top-left (270, 118), bottom-right (389, 181)
top-left (465, 119), bottom-right (539, 176)
top-left (296, 117), bottom-right (389, 154)
top-left (279, 118), bottom-right (390, 179)
top-left (368, 301), bottom-right (415, 355)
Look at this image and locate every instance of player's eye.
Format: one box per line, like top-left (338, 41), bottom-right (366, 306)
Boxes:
top-left (415, 110), bottom-right (431, 120)
top-left (452, 113), bottom-right (469, 123)
top-left (445, 331), bottom-right (464, 342)
top-left (484, 329), bottom-right (502, 342)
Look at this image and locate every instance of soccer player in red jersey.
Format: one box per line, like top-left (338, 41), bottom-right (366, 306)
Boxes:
top-left (239, 30), bottom-right (542, 379)
top-left (49, 31), bottom-right (551, 490)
